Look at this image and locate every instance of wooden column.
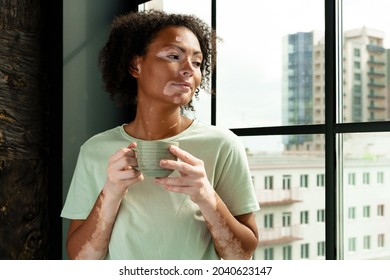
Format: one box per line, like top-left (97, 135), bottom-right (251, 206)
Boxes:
top-left (0, 0), bottom-right (49, 259)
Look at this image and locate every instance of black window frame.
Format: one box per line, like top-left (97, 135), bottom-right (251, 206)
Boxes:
top-left (210, 0), bottom-right (390, 260)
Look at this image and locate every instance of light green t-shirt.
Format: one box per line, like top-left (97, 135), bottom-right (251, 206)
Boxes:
top-left (61, 120), bottom-right (260, 259)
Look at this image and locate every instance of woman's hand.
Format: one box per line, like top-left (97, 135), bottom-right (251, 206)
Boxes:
top-left (155, 145), bottom-right (258, 259)
top-left (154, 145), bottom-right (217, 207)
top-left (104, 142), bottom-right (144, 199)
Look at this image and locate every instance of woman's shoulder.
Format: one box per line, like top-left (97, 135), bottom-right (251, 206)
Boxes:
top-left (80, 126), bottom-right (124, 152)
top-left (194, 121), bottom-right (239, 140)
top-left (189, 120), bottom-right (242, 149)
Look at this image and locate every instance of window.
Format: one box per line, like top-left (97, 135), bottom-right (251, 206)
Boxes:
top-left (317, 209), bottom-right (325, 222)
top-left (264, 214), bottom-right (274, 228)
top-left (283, 245), bottom-right (292, 260)
top-left (283, 212), bottom-right (292, 227)
top-left (316, 174), bottom-right (325, 187)
top-left (363, 172), bottom-right (370, 185)
top-left (348, 207), bottom-right (356, 220)
top-left (377, 205), bottom-right (384, 216)
top-left (348, 173), bottom-right (356, 186)
top-left (300, 211), bottom-right (309, 224)
top-left (317, 241), bottom-right (325, 257)
top-left (264, 248), bottom-right (274, 260)
top-left (282, 175), bottom-right (291, 190)
top-left (378, 234), bottom-right (385, 248)
top-left (354, 48), bottom-right (360, 57)
top-left (377, 172), bottom-right (384, 184)
top-left (363, 235), bottom-right (371, 250)
top-left (348, 237), bottom-right (356, 252)
top-left (154, 0), bottom-right (390, 260)
top-left (300, 243), bottom-right (309, 259)
top-left (300, 174), bottom-right (309, 188)
top-left (265, 176), bottom-right (273, 190)
top-left (363, 206), bottom-right (370, 218)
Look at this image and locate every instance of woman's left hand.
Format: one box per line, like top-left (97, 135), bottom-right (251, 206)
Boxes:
top-left (154, 145), bottom-right (216, 206)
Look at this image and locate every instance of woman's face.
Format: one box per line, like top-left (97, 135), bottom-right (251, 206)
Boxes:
top-left (132, 26), bottom-right (203, 107)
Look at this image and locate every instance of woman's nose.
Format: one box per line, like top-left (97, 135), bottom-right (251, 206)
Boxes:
top-left (179, 59), bottom-right (194, 77)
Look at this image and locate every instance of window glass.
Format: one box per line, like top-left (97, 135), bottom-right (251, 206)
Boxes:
top-left (247, 134), bottom-right (325, 260)
top-left (343, 0), bottom-right (390, 123)
top-left (216, 0), bottom-right (324, 129)
top-left (342, 132), bottom-right (390, 259)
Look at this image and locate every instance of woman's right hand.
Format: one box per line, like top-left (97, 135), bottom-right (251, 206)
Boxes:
top-left (103, 142), bottom-right (144, 199)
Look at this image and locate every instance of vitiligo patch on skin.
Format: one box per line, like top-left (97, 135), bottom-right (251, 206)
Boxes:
top-left (175, 36), bottom-right (183, 42)
top-left (75, 194), bottom-right (110, 259)
top-left (162, 82), bottom-right (177, 97)
top-left (207, 213), bottom-right (251, 259)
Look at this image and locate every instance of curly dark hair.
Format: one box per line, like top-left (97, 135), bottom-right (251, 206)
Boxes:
top-left (98, 9), bottom-right (216, 114)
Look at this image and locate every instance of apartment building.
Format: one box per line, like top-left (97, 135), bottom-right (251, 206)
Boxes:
top-left (251, 149), bottom-right (390, 260)
top-left (282, 27), bottom-right (389, 151)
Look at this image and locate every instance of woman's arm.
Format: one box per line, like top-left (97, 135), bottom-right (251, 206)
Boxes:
top-left (66, 143), bottom-right (143, 259)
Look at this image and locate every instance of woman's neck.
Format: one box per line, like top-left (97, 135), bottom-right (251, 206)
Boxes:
top-left (124, 105), bottom-right (192, 140)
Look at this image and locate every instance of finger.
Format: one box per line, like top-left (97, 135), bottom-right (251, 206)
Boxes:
top-left (160, 159), bottom-right (194, 175)
top-left (169, 145), bottom-right (199, 166)
top-left (109, 147), bottom-right (133, 163)
top-left (114, 167), bottom-right (141, 179)
top-left (127, 142), bottom-right (137, 149)
top-left (155, 176), bottom-right (189, 187)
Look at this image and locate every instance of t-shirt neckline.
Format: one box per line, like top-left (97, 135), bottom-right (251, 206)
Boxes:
top-left (119, 119), bottom-right (198, 142)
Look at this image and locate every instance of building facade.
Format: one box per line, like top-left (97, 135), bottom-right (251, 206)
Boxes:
top-left (251, 151), bottom-right (390, 260)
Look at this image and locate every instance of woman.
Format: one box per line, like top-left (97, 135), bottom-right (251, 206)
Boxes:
top-left (61, 10), bottom-right (260, 260)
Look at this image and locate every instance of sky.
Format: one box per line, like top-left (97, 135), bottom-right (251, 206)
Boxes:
top-left (152, 0), bottom-right (390, 153)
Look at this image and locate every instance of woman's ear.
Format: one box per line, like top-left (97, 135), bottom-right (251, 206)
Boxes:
top-left (128, 57), bottom-right (141, 78)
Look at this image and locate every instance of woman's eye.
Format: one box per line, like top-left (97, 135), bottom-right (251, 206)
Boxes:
top-left (167, 54), bottom-right (180, 60)
top-left (193, 61), bottom-right (202, 68)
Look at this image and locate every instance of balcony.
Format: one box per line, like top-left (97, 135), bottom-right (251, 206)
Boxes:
top-left (367, 59), bottom-right (385, 66)
top-left (367, 82), bottom-right (385, 88)
top-left (256, 188), bottom-right (302, 206)
top-left (368, 94), bottom-right (385, 99)
top-left (258, 225), bottom-right (303, 246)
top-left (367, 70), bottom-right (385, 77)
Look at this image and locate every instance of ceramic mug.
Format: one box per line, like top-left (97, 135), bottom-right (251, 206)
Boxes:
top-left (132, 140), bottom-right (179, 177)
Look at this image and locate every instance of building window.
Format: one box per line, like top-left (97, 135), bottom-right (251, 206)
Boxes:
top-left (348, 173), bottom-right (356, 186)
top-left (283, 245), bottom-right (292, 260)
top-left (354, 48), bottom-right (360, 57)
top-left (354, 73), bottom-right (361, 80)
top-left (264, 248), bottom-right (274, 260)
top-left (264, 214), bottom-right (274, 228)
top-left (300, 211), bottom-right (309, 224)
top-left (348, 207), bottom-right (356, 220)
top-left (282, 212), bottom-right (292, 227)
top-left (300, 243), bottom-right (309, 259)
top-left (377, 171), bottom-right (384, 184)
top-left (363, 235), bottom-right (371, 250)
top-left (363, 206), bottom-right (370, 218)
top-left (316, 174), bottom-right (325, 187)
top-left (363, 172), bottom-right (370, 185)
top-left (300, 174), bottom-right (309, 188)
top-left (348, 237), bottom-right (356, 252)
top-left (317, 241), bottom-right (325, 257)
top-left (354, 61), bottom-right (361, 68)
top-left (317, 209), bottom-right (325, 222)
top-left (265, 176), bottom-right (273, 190)
top-left (282, 175), bottom-right (291, 190)
top-left (378, 234), bottom-right (385, 248)
top-left (377, 205), bottom-right (384, 216)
